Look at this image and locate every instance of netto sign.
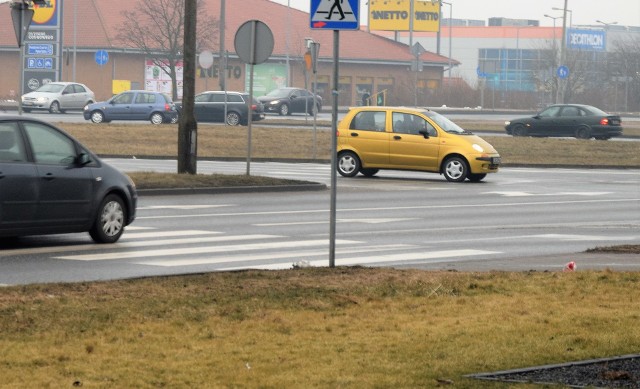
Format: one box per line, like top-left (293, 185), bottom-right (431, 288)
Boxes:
top-left (369, 0), bottom-right (440, 32)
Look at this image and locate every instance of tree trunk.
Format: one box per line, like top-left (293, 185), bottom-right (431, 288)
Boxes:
top-left (177, 0), bottom-right (197, 174)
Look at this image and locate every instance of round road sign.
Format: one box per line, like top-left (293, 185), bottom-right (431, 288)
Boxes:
top-left (198, 50), bottom-right (214, 69)
top-left (234, 20), bottom-right (274, 65)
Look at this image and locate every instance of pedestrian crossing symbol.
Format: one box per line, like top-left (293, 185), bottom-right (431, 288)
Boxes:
top-left (310, 0), bottom-right (359, 30)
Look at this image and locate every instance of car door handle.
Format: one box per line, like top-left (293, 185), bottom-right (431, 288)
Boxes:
top-left (394, 135), bottom-right (402, 140)
top-left (350, 132), bottom-right (359, 137)
top-left (42, 173), bottom-right (56, 181)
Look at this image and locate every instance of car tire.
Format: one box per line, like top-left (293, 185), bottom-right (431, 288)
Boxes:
top-left (467, 173), bottom-right (487, 182)
top-left (337, 151), bottom-right (361, 177)
top-left (360, 168), bottom-right (379, 177)
top-left (89, 194), bottom-right (126, 244)
top-left (49, 101), bottom-right (60, 114)
top-left (279, 104), bottom-right (290, 116)
top-left (90, 110), bottom-right (105, 123)
top-left (575, 126), bottom-right (592, 139)
top-left (226, 111), bottom-right (241, 126)
top-left (512, 124), bottom-right (528, 137)
top-left (171, 115), bottom-right (179, 124)
top-left (443, 156), bottom-right (469, 182)
top-left (150, 112), bottom-right (164, 125)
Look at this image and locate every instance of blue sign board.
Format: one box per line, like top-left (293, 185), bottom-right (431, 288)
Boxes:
top-left (567, 29), bottom-right (606, 51)
top-left (95, 50), bottom-right (109, 66)
top-left (28, 44), bottom-right (54, 55)
top-left (557, 65), bottom-right (570, 79)
top-left (310, 0), bottom-right (359, 30)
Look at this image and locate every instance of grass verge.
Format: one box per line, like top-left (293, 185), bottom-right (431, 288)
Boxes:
top-left (1, 268), bottom-right (640, 388)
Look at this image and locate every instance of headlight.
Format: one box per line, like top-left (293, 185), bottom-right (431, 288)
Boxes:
top-left (36, 97), bottom-right (49, 103)
top-left (505, 121), bottom-right (511, 125)
top-left (472, 144), bottom-right (484, 152)
top-left (269, 101), bottom-right (279, 105)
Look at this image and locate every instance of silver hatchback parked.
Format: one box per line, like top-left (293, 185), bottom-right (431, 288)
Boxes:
top-left (21, 82), bottom-right (95, 114)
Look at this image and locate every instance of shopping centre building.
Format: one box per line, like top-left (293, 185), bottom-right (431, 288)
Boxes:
top-left (0, 0), bottom-right (638, 110)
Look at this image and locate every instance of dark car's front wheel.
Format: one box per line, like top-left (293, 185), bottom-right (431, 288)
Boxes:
top-left (90, 194), bottom-right (126, 244)
top-left (337, 151), bottom-right (361, 177)
top-left (512, 124), bottom-right (528, 136)
top-left (279, 103), bottom-right (290, 116)
top-left (443, 156), bottom-right (469, 182)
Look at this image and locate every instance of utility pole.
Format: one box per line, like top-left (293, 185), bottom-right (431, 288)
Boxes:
top-left (178, 0), bottom-right (197, 174)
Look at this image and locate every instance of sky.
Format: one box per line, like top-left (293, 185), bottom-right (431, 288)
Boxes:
top-left (270, 0), bottom-right (640, 27)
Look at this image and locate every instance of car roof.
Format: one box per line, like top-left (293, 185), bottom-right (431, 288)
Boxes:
top-left (200, 91), bottom-right (244, 94)
top-left (348, 106), bottom-right (432, 113)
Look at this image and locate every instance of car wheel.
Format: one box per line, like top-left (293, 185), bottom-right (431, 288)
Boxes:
top-left (171, 115), bottom-right (179, 124)
top-left (575, 126), bottom-right (592, 139)
top-left (279, 103), bottom-right (290, 116)
top-left (467, 173), bottom-right (487, 182)
top-left (360, 168), bottom-right (379, 177)
top-left (90, 110), bottom-right (105, 123)
top-left (226, 112), bottom-right (241, 126)
top-left (512, 124), bottom-right (528, 137)
top-left (150, 112), bottom-right (164, 125)
top-left (443, 156), bottom-right (469, 182)
top-left (337, 151), bottom-right (361, 177)
top-left (49, 101), bottom-right (60, 114)
top-left (89, 194), bottom-right (126, 244)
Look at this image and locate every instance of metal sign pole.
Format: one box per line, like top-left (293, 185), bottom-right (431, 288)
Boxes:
top-left (329, 30), bottom-right (339, 268)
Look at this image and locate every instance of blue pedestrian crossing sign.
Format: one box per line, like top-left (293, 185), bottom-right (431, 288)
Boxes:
top-left (310, 0), bottom-right (359, 30)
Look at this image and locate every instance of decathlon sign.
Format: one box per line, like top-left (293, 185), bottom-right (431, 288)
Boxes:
top-left (567, 29), bottom-right (606, 51)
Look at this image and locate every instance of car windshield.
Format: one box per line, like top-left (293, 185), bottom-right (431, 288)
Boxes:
top-left (424, 111), bottom-right (469, 134)
top-left (264, 89), bottom-right (290, 98)
top-left (35, 84), bottom-right (65, 93)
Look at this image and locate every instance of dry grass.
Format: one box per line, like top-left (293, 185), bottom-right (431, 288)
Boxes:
top-left (1, 268), bottom-right (639, 388)
top-left (128, 172), bottom-right (312, 189)
top-left (55, 122), bottom-right (640, 167)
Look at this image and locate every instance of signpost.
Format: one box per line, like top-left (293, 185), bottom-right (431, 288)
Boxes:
top-left (95, 50), bottom-right (109, 66)
top-left (234, 20), bottom-right (274, 176)
top-left (310, 0), bottom-right (360, 268)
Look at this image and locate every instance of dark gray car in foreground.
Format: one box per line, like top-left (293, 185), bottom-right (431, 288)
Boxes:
top-left (0, 115), bottom-right (137, 243)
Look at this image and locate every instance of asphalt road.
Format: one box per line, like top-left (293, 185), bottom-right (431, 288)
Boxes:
top-left (1, 161), bottom-right (638, 286)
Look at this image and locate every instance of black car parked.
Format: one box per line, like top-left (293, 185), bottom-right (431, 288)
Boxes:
top-left (505, 104), bottom-right (623, 140)
top-left (0, 115), bottom-right (137, 243)
top-left (176, 91), bottom-right (265, 126)
top-left (257, 87), bottom-right (322, 116)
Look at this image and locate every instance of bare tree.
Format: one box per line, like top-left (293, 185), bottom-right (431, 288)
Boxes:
top-left (116, 0), bottom-right (217, 101)
top-left (611, 37), bottom-right (640, 112)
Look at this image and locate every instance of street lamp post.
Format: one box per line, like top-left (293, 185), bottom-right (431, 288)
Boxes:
top-left (557, 0), bottom-right (568, 104)
top-left (596, 19), bottom-right (618, 29)
top-left (544, 14), bottom-right (562, 103)
top-left (442, 1), bottom-right (452, 79)
top-left (552, 7), bottom-right (572, 28)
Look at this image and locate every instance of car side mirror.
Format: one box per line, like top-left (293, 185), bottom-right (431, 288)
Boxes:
top-left (419, 130), bottom-right (430, 139)
top-left (76, 153), bottom-right (92, 166)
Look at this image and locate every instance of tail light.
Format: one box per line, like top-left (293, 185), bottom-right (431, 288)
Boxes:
top-left (600, 118), bottom-right (609, 125)
top-left (164, 103), bottom-right (171, 111)
top-left (251, 104), bottom-right (257, 111)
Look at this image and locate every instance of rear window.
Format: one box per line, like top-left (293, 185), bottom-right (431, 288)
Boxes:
top-left (350, 111), bottom-right (386, 132)
top-left (161, 93), bottom-right (173, 103)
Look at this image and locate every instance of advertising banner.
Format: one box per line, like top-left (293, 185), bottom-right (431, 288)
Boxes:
top-left (369, 0), bottom-right (440, 32)
top-left (145, 59), bottom-right (183, 98)
top-left (22, 0), bottom-right (62, 93)
top-left (567, 29), bottom-right (606, 51)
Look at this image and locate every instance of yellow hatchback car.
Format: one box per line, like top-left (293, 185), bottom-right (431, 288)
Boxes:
top-left (337, 107), bottom-right (501, 182)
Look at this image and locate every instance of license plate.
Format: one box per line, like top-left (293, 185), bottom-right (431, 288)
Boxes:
top-left (491, 157), bottom-right (501, 165)
top-left (611, 120), bottom-right (620, 125)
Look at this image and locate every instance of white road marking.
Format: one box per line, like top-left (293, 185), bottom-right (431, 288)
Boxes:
top-left (254, 218), bottom-right (419, 227)
top-left (485, 191), bottom-right (612, 197)
top-left (533, 234), bottom-right (638, 241)
top-left (138, 205), bottom-right (233, 210)
top-left (123, 230), bottom-right (221, 239)
top-left (137, 244), bottom-right (414, 267)
top-left (55, 239), bottom-right (362, 261)
top-left (218, 249), bottom-right (500, 271)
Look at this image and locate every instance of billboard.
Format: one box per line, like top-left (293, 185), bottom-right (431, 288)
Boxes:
top-left (369, 0), bottom-right (440, 32)
top-left (22, 0), bottom-right (62, 93)
top-left (567, 29), bottom-right (606, 51)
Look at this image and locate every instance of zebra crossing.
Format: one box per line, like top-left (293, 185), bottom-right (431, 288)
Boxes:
top-left (1, 226), bottom-right (500, 271)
